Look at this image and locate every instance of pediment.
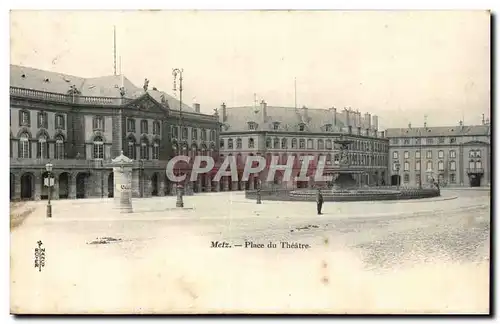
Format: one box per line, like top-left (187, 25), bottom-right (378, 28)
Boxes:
top-left (463, 140), bottom-right (489, 146)
top-left (125, 93), bottom-right (166, 113)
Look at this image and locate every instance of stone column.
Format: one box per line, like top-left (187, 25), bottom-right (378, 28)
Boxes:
top-left (213, 180), bottom-right (220, 192)
top-left (68, 173), bottom-right (77, 199)
top-left (158, 178), bottom-right (165, 197)
top-left (52, 174), bottom-right (60, 200)
top-left (197, 177), bottom-right (202, 193)
top-left (206, 177), bottom-right (212, 192)
top-left (240, 180), bottom-right (247, 191)
top-left (249, 176), bottom-right (255, 190)
top-left (34, 172), bottom-right (42, 201)
top-left (131, 169), bottom-right (140, 198)
top-left (102, 172), bottom-right (109, 198)
top-left (232, 180), bottom-right (239, 191)
top-left (223, 177), bottom-right (229, 191)
top-left (111, 151), bottom-right (134, 213)
top-left (13, 173), bottom-right (21, 200)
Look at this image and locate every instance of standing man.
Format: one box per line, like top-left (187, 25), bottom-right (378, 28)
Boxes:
top-left (316, 188), bottom-right (324, 215)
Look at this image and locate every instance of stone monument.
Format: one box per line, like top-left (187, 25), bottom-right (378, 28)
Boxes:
top-left (111, 151), bottom-right (134, 213)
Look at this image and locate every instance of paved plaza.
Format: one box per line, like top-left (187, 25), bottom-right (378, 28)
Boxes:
top-left (10, 189), bottom-right (490, 314)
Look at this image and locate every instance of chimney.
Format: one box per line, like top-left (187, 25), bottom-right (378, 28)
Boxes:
top-left (357, 126), bottom-right (361, 135)
top-left (193, 103), bottom-right (201, 113)
top-left (408, 122), bottom-right (412, 129)
top-left (260, 100), bottom-right (267, 122)
top-left (380, 131), bottom-right (385, 138)
top-left (482, 114), bottom-right (485, 125)
top-left (364, 112), bottom-right (371, 129)
top-left (330, 107), bottom-right (337, 125)
top-left (221, 102), bottom-right (227, 122)
top-left (344, 108), bottom-right (350, 126)
top-left (372, 115), bottom-right (379, 130)
top-left (357, 111), bottom-right (361, 127)
top-left (459, 120), bottom-right (463, 127)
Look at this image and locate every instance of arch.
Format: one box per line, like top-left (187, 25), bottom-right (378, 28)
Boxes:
top-left (291, 138), bottom-right (298, 148)
top-left (58, 172), bottom-right (70, 199)
top-left (10, 173), bottom-right (15, 200)
top-left (107, 173), bottom-right (114, 197)
top-left (127, 135), bottom-right (137, 159)
top-left (20, 172), bottom-right (34, 199)
top-left (16, 127), bottom-right (33, 139)
top-left (93, 136), bottom-right (104, 159)
top-left (281, 138), bottom-right (287, 149)
top-left (151, 172), bottom-right (159, 196)
top-left (76, 172), bottom-right (89, 199)
top-left (19, 132), bottom-right (31, 158)
top-left (91, 131), bottom-right (108, 143)
top-left (273, 137), bottom-right (279, 149)
top-left (140, 136), bottom-right (150, 159)
top-left (35, 128), bottom-right (50, 140)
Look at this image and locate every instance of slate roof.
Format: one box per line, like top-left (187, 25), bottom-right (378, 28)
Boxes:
top-left (10, 64), bottom-right (194, 112)
top-left (220, 105), bottom-right (379, 134)
top-left (385, 125), bottom-right (491, 138)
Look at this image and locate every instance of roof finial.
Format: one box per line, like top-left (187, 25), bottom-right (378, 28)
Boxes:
top-left (120, 150), bottom-right (124, 156)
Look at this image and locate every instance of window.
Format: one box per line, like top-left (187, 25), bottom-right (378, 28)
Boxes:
top-left (236, 138), bottom-right (242, 149)
top-left (391, 138), bottom-right (399, 145)
top-left (325, 124), bottom-right (332, 132)
top-left (438, 161), bottom-right (444, 171)
top-left (450, 150), bottom-right (456, 158)
top-left (415, 150), bottom-right (421, 159)
top-left (266, 138), bottom-right (271, 149)
top-left (450, 161), bottom-right (456, 171)
top-left (426, 161), bottom-right (433, 171)
top-left (299, 139), bottom-right (305, 149)
top-left (426, 150), bottom-right (432, 159)
top-left (476, 150), bottom-right (481, 158)
top-left (93, 136), bottom-right (104, 159)
top-left (192, 128), bottom-right (198, 140)
top-left (172, 126), bottom-right (178, 138)
top-left (140, 120), bottom-right (148, 134)
top-left (248, 122), bottom-right (257, 130)
top-left (404, 161), bottom-right (409, 171)
top-left (393, 151), bottom-right (399, 159)
top-left (450, 174), bottom-right (456, 183)
top-left (307, 139), bottom-right (313, 149)
top-left (291, 138), bottom-right (297, 149)
top-left (55, 115), bottom-right (65, 129)
top-left (55, 135), bottom-right (64, 159)
top-left (450, 137), bottom-right (456, 144)
top-left (209, 130), bottom-right (215, 141)
top-left (404, 151), bottom-right (409, 159)
top-left (404, 174), bottom-right (410, 183)
top-left (469, 160), bottom-right (475, 169)
top-left (273, 138), bottom-right (279, 149)
top-left (152, 140), bottom-right (160, 159)
top-left (219, 139), bottom-right (225, 149)
top-left (153, 121), bottom-right (161, 135)
top-left (326, 139), bottom-right (332, 149)
top-left (273, 122), bottom-right (280, 130)
top-left (438, 137), bottom-right (445, 144)
top-left (248, 138), bottom-right (255, 149)
top-left (181, 127), bottom-right (188, 140)
top-left (19, 110), bottom-right (30, 126)
top-left (392, 162), bottom-right (399, 171)
top-left (126, 118), bottom-right (135, 132)
top-left (416, 160), bottom-right (421, 171)
top-left (299, 124), bottom-right (305, 131)
top-left (426, 138), bottom-right (434, 144)
top-left (228, 139), bottom-right (234, 149)
top-left (37, 135), bottom-right (48, 159)
top-left (140, 138), bottom-right (149, 160)
top-left (415, 138), bottom-right (421, 145)
top-left (475, 161), bottom-right (482, 169)
top-left (416, 174), bottom-right (421, 185)
top-left (19, 133), bottom-right (30, 158)
top-left (404, 139), bottom-right (410, 145)
top-left (438, 150), bottom-right (444, 159)
top-left (201, 129), bottom-right (207, 141)
top-left (127, 137), bottom-right (136, 159)
top-left (281, 138), bottom-right (287, 149)
top-left (38, 112), bottom-right (48, 128)
top-left (318, 139), bottom-right (324, 150)
top-left (469, 150), bottom-right (475, 158)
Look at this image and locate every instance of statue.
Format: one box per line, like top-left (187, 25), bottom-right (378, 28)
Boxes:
top-left (119, 86), bottom-right (126, 97)
top-left (160, 93), bottom-right (166, 104)
top-left (340, 148), bottom-right (349, 165)
top-left (213, 107), bottom-right (219, 116)
top-left (143, 78), bottom-right (149, 92)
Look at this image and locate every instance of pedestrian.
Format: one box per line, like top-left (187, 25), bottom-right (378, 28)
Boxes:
top-left (316, 188), bottom-right (324, 215)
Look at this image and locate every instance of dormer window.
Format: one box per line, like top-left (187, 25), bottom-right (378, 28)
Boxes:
top-left (21, 74), bottom-right (26, 78)
top-left (299, 123), bottom-right (305, 132)
top-left (43, 78), bottom-right (50, 83)
top-left (273, 122), bottom-right (280, 130)
top-left (248, 122), bottom-right (258, 130)
top-left (324, 124), bottom-right (332, 132)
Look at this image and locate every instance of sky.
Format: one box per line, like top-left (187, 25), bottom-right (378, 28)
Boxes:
top-left (9, 10), bottom-right (491, 129)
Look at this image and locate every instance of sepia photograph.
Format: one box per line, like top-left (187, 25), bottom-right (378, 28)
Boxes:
top-left (8, 9), bottom-right (491, 314)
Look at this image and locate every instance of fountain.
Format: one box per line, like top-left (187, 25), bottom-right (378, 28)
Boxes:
top-left (245, 136), bottom-right (440, 202)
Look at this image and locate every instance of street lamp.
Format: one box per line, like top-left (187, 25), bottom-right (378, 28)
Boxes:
top-left (173, 68), bottom-right (184, 208)
top-left (256, 172), bottom-right (262, 204)
top-left (45, 162), bottom-right (54, 218)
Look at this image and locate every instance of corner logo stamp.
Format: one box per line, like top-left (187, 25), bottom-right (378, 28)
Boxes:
top-left (34, 240), bottom-right (46, 272)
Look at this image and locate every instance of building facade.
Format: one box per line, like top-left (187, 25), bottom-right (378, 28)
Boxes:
top-left (218, 100), bottom-right (390, 190)
top-left (385, 121), bottom-right (491, 188)
top-left (9, 65), bottom-right (220, 201)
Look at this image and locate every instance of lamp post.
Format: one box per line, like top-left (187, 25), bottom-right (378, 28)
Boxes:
top-left (256, 172), bottom-right (262, 204)
top-left (418, 129), bottom-right (423, 189)
top-left (45, 163), bottom-right (54, 218)
top-left (173, 68), bottom-right (184, 208)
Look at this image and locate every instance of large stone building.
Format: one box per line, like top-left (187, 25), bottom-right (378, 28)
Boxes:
top-left (9, 65), bottom-right (220, 201)
top-left (385, 119), bottom-right (491, 188)
top-left (218, 100), bottom-right (390, 190)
